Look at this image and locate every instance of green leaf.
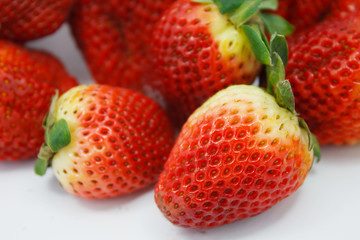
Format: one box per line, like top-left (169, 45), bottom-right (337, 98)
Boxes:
top-left (242, 24), bottom-right (272, 65)
top-left (45, 119), bottom-right (71, 152)
top-left (192, 0), bottom-right (214, 3)
top-left (267, 52), bottom-right (295, 112)
top-left (227, 0), bottom-right (262, 27)
top-left (260, 13), bottom-right (294, 36)
top-left (260, 25), bottom-right (270, 51)
top-left (34, 144), bottom-right (54, 176)
top-left (270, 34), bottom-right (289, 66)
top-left (267, 51), bottom-right (285, 93)
top-left (275, 80), bottom-right (295, 112)
top-left (259, 0), bottom-right (278, 10)
top-left (312, 134), bottom-right (321, 162)
top-left (299, 118), bottom-right (314, 152)
top-left (34, 158), bottom-right (48, 176)
top-left (213, 0), bottom-right (244, 14)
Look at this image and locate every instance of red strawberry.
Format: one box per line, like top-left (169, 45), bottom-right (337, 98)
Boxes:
top-left (69, 0), bottom-right (174, 91)
top-left (155, 85), bottom-right (315, 229)
top-left (148, 0), bottom-right (264, 125)
top-left (273, 0), bottom-right (330, 32)
top-left (35, 84), bottom-right (175, 199)
top-left (286, 13), bottom-right (360, 145)
top-left (0, 0), bottom-right (74, 42)
top-left (330, 0), bottom-right (360, 18)
top-left (0, 40), bottom-right (77, 161)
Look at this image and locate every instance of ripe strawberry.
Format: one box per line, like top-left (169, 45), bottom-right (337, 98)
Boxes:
top-left (69, 0), bottom-right (174, 91)
top-left (155, 30), bottom-right (320, 228)
top-left (35, 85), bottom-right (175, 199)
top-left (0, 40), bottom-right (77, 161)
top-left (330, 0), bottom-right (360, 18)
top-left (273, 0), bottom-right (330, 32)
top-left (0, 0), bottom-right (74, 42)
top-left (286, 13), bottom-right (360, 145)
top-left (147, 0), bottom-right (294, 126)
top-left (155, 85), bottom-right (315, 229)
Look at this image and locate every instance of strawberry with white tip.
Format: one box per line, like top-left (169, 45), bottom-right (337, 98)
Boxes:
top-left (148, 0), bottom-right (294, 125)
top-left (35, 85), bottom-right (175, 199)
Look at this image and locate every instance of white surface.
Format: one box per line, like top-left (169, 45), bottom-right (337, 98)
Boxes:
top-left (1, 24), bottom-right (360, 240)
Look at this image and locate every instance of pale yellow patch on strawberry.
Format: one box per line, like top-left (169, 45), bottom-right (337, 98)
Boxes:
top-left (188, 85), bottom-right (311, 155)
top-left (195, 3), bottom-right (260, 73)
top-left (51, 85), bottom-right (90, 193)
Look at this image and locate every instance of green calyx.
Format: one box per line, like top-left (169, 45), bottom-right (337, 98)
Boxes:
top-left (34, 91), bottom-right (71, 176)
top-left (192, 0), bottom-right (294, 35)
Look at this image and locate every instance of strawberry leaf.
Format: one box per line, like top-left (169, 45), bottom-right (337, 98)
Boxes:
top-left (275, 80), bottom-right (295, 112)
top-left (259, 0), bottom-right (278, 10)
top-left (260, 13), bottom-right (294, 36)
top-left (267, 51), bottom-right (285, 93)
top-left (45, 119), bottom-right (71, 152)
top-left (270, 34), bottom-right (288, 66)
top-left (266, 51), bottom-right (295, 113)
top-left (227, 0), bottom-right (262, 27)
top-left (34, 144), bottom-right (54, 176)
top-left (242, 24), bottom-right (272, 65)
top-left (213, 0), bottom-right (244, 14)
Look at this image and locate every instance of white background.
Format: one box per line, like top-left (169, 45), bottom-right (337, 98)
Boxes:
top-left (1, 24), bottom-right (360, 240)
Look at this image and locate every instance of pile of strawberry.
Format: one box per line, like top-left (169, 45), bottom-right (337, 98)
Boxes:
top-left (0, 0), bottom-right (359, 230)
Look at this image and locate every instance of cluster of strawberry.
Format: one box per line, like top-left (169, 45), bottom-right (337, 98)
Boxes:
top-left (0, 0), bottom-right (359, 230)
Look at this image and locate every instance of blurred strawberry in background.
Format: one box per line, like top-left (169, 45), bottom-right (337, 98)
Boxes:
top-left (0, 0), bottom-right (74, 42)
top-left (69, 0), bottom-right (175, 91)
top-left (0, 40), bottom-right (77, 161)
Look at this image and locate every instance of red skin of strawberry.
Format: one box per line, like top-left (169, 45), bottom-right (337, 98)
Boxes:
top-left (50, 85), bottom-right (175, 199)
top-left (272, 0), bottom-right (330, 32)
top-left (286, 14), bottom-right (360, 145)
top-left (0, 0), bottom-right (74, 42)
top-left (330, 0), bottom-right (360, 18)
top-left (155, 85), bottom-right (313, 229)
top-left (69, 0), bottom-right (174, 91)
top-left (148, 0), bottom-right (261, 126)
top-left (0, 40), bottom-right (78, 161)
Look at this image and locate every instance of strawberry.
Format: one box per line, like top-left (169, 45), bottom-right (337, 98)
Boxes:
top-left (275, 0), bottom-right (330, 32)
top-left (147, 0), bottom-right (293, 126)
top-left (154, 28), bottom-right (320, 228)
top-left (35, 85), bottom-right (175, 199)
top-left (330, 0), bottom-right (360, 18)
top-left (0, 40), bottom-right (77, 161)
top-left (286, 13), bottom-right (360, 145)
top-left (0, 0), bottom-right (74, 42)
top-left (155, 84), bottom-right (317, 228)
top-left (272, 0), bottom-right (360, 32)
top-left (69, 0), bottom-right (174, 91)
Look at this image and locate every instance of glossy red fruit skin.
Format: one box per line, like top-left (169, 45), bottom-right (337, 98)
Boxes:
top-left (155, 86), bottom-right (313, 229)
top-left (286, 14), bottom-right (360, 145)
top-left (270, 0), bottom-right (330, 32)
top-left (0, 40), bottom-right (77, 161)
top-left (0, 0), bottom-right (73, 41)
top-left (329, 0), bottom-right (360, 18)
top-left (52, 85), bottom-right (176, 199)
top-left (148, 0), bottom-right (260, 126)
top-left (69, 0), bottom-right (174, 91)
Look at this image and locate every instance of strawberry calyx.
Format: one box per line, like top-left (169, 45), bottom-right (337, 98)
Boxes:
top-left (34, 91), bottom-right (71, 176)
top-left (193, 0), bottom-right (294, 36)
